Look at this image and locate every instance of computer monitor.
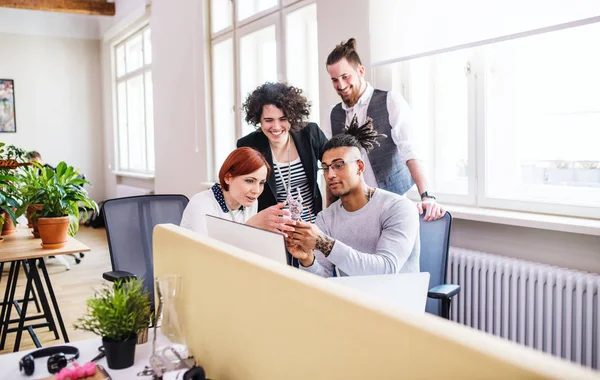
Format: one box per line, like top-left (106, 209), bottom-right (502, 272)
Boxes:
top-left (205, 215), bottom-right (288, 265)
top-left (329, 272), bottom-right (430, 314)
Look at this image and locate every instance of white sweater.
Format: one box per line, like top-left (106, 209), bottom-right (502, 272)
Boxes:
top-left (301, 189), bottom-right (420, 277)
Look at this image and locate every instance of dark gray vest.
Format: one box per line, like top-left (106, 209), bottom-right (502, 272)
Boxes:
top-left (330, 89), bottom-right (414, 195)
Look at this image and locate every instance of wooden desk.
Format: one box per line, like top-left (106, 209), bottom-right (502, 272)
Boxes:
top-left (0, 227), bottom-right (90, 263)
top-left (0, 226), bottom-right (90, 352)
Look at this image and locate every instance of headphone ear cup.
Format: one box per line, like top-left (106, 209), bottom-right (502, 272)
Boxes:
top-left (20, 355), bottom-right (35, 376)
top-left (47, 352), bottom-right (68, 374)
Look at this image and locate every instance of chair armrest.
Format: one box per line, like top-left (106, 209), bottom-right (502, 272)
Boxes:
top-left (102, 270), bottom-right (137, 282)
top-left (428, 284), bottom-right (460, 300)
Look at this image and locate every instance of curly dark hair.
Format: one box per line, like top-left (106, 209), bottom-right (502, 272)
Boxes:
top-left (321, 114), bottom-right (386, 159)
top-left (242, 82), bottom-right (311, 132)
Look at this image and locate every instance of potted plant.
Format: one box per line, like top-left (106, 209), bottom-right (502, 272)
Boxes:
top-left (74, 279), bottom-right (152, 369)
top-left (0, 173), bottom-right (19, 241)
top-left (35, 161), bottom-right (97, 248)
top-left (0, 142), bottom-right (25, 236)
top-left (17, 166), bottom-right (45, 236)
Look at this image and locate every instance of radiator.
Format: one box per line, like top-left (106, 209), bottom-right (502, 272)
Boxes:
top-left (447, 248), bottom-right (600, 369)
top-left (115, 184), bottom-right (152, 198)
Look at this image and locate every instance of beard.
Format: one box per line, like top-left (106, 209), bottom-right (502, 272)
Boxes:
top-left (339, 82), bottom-right (362, 107)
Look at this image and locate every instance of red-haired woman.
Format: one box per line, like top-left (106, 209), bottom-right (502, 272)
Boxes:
top-left (180, 147), bottom-right (295, 236)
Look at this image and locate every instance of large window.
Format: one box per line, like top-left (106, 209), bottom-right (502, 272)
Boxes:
top-left (373, 22), bottom-right (600, 218)
top-left (114, 25), bottom-right (155, 175)
top-left (209, 0), bottom-right (319, 178)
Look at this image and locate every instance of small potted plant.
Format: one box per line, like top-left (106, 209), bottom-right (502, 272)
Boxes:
top-left (34, 161), bottom-right (97, 248)
top-left (74, 279), bottom-right (152, 369)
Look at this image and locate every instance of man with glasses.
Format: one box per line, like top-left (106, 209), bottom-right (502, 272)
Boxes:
top-left (286, 118), bottom-right (420, 277)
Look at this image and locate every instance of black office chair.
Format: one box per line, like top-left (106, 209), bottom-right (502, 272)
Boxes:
top-left (419, 212), bottom-right (460, 319)
top-left (101, 194), bottom-right (189, 311)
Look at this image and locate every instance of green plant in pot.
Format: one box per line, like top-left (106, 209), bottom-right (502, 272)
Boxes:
top-left (17, 166), bottom-right (46, 236)
top-left (35, 161), bottom-right (97, 249)
top-left (0, 173), bottom-right (20, 239)
top-left (74, 278), bottom-right (152, 370)
top-left (0, 142), bottom-right (25, 236)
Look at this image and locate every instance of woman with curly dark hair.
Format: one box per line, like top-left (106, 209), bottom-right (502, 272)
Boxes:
top-left (237, 82), bottom-right (328, 228)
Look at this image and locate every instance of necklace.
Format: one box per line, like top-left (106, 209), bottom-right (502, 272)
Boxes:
top-left (274, 136), bottom-right (292, 196)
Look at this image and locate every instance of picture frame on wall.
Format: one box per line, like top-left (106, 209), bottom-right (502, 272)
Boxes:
top-left (0, 79), bottom-right (16, 133)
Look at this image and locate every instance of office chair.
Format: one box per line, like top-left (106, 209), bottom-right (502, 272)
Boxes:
top-left (101, 194), bottom-right (189, 311)
top-left (419, 212), bottom-right (460, 319)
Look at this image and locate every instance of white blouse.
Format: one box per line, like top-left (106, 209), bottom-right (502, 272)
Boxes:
top-left (180, 183), bottom-right (258, 235)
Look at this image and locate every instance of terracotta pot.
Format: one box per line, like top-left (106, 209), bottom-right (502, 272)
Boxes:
top-left (1, 211), bottom-right (16, 236)
top-left (37, 216), bottom-right (70, 249)
top-left (26, 204), bottom-right (44, 228)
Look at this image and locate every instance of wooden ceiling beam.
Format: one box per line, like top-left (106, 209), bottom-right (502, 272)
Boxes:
top-left (0, 0), bottom-right (115, 16)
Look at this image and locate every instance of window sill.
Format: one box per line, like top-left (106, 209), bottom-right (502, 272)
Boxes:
top-left (112, 170), bottom-right (155, 180)
top-left (445, 205), bottom-right (600, 237)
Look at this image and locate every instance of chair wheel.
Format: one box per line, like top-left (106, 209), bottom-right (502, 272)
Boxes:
top-left (75, 258), bottom-right (81, 264)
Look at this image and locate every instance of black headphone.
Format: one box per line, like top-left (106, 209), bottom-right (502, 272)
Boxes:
top-left (19, 346), bottom-right (80, 376)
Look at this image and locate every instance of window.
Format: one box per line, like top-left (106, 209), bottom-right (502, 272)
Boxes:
top-left (373, 22), bottom-right (600, 218)
top-left (114, 25), bottom-right (155, 175)
top-left (209, 0), bottom-right (319, 178)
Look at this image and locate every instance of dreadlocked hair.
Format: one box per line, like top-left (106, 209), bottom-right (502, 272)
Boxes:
top-left (321, 114), bottom-right (387, 157)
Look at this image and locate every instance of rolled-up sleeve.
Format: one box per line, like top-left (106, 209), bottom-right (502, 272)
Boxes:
top-left (387, 91), bottom-right (418, 163)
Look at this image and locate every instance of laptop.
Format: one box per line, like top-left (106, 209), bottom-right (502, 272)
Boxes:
top-left (329, 272), bottom-right (430, 313)
top-left (205, 214), bottom-right (288, 265)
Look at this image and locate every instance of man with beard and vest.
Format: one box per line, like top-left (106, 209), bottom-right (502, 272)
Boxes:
top-left (325, 38), bottom-right (445, 221)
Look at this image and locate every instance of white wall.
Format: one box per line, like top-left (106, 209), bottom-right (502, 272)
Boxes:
top-left (452, 220), bottom-right (600, 274)
top-left (150, 0), bottom-right (211, 197)
top-left (99, 0), bottom-right (150, 200)
top-left (369, 0), bottom-right (600, 63)
top-left (0, 7), bottom-right (101, 39)
top-left (98, 0), bottom-right (147, 36)
top-left (0, 33), bottom-right (104, 201)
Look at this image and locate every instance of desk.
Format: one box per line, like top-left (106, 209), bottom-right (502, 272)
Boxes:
top-left (0, 227), bottom-right (90, 352)
top-left (0, 334), bottom-right (154, 379)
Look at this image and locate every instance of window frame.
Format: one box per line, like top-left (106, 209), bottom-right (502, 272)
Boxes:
top-left (208, 0), bottom-right (318, 180)
top-left (373, 22), bottom-right (600, 220)
top-left (112, 23), bottom-right (155, 176)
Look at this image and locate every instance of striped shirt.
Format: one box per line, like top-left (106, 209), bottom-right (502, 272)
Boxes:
top-left (273, 157), bottom-right (314, 223)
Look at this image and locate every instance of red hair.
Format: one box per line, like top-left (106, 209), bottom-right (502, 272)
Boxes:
top-left (219, 147), bottom-right (270, 191)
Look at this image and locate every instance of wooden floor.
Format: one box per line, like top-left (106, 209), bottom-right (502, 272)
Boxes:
top-left (0, 227), bottom-right (111, 355)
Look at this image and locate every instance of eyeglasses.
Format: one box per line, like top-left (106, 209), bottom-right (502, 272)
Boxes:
top-left (319, 159), bottom-right (360, 173)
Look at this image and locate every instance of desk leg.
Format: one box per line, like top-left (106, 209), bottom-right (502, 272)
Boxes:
top-left (0, 261), bottom-right (17, 337)
top-left (22, 262), bottom-right (42, 313)
top-left (0, 261), bottom-right (20, 350)
top-left (12, 266), bottom-right (34, 352)
top-left (38, 259), bottom-right (69, 343)
top-left (28, 260), bottom-right (59, 340)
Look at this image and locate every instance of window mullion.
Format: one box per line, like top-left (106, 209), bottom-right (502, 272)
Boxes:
top-left (473, 52), bottom-right (486, 207)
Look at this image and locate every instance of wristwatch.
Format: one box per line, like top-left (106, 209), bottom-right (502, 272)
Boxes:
top-left (420, 191), bottom-right (436, 200)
